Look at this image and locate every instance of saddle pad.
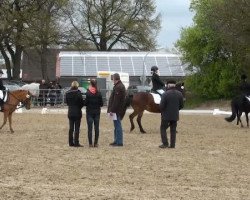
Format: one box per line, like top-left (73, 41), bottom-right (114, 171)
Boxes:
top-left (151, 93), bottom-right (161, 104)
top-left (0, 91), bottom-right (7, 102)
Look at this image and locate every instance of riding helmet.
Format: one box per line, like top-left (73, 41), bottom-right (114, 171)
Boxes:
top-left (0, 69), bottom-right (3, 74)
top-left (151, 66), bottom-right (158, 72)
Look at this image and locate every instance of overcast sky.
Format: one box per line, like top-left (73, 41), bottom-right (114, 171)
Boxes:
top-left (155, 0), bottom-right (194, 49)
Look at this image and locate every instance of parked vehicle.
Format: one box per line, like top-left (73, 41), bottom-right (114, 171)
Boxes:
top-left (3, 80), bottom-right (22, 91)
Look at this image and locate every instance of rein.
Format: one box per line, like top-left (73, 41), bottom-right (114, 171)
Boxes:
top-left (6, 91), bottom-right (30, 109)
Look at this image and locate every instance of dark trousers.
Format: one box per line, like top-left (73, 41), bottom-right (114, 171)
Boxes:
top-left (86, 113), bottom-right (100, 145)
top-left (68, 117), bottom-right (81, 145)
top-left (160, 119), bottom-right (177, 148)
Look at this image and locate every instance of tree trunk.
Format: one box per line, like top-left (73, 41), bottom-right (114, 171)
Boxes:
top-left (40, 44), bottom-right (49, 81)
top-left (12, 45), bottom-right (23, 80)
top-left (0, 43), bottom-right (12, 79)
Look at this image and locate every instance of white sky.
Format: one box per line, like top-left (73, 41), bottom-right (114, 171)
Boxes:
top-left (155, 0), bottom-right (194, 49)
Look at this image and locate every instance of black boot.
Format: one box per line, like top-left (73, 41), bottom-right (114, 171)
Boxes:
top-left (69, 131), bottom-right (74, 146)
top-left (74, 132), bottom-right (82, 147)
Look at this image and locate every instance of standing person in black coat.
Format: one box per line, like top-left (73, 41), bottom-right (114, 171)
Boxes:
top-left (39, 79), bottom-right (49, 107)
top-left (85, 79), bottom-right (103, 147)
top-left (66, 81), bottom-right (85, 147)
top-left (159, 80), bottom-right (184, 148)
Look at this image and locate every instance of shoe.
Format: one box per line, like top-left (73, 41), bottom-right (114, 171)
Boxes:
top-left (74, 144), bottom-right (83, 147)
top-left (159, 144), bottom-right (168, 148)
top-left (109, 142), bottom-right (116, 146)
top-left (69, 144), bottom-right (74, 147)
top-left (168, 146), bottom-right (175, 149)
top-left (89, 144), bottom-right (94, 147)
top-left (112, 143), bottom-right (123, 147)
top-left (94, 144), bottom-right (98, 147)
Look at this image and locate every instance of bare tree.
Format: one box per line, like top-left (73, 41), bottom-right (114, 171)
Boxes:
top-left (65, 0), bottom-right (161, 51)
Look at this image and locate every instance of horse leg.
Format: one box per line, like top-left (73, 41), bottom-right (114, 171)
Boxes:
top-left (0, 112), bottom-right (9, 131)
top-left (246, 112), bottom-right (249, 128)
top-left (238, 111), bottom-right (244, 127)
top-left (137, 111), bottom-right (146, 133)
top-left (8, 114), bottom-right (14, 133)
top-left (129, 111), bottom-right (138, 132)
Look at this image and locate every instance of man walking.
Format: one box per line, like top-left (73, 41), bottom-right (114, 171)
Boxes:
top-left (159, 80), bottom-right (184, 148)
top-left (108, 73), bottom-right (126, 147)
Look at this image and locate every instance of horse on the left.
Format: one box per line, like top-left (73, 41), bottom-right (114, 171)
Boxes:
top-left (0, 90), bottom-right (32, 133)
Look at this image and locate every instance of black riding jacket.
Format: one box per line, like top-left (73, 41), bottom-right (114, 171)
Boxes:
top-left (151, 73), bottom-right (165, 91)
top-left (0, 79), bottom-right (6, 91)
top-left (240, 81), bottom-right (250, 96)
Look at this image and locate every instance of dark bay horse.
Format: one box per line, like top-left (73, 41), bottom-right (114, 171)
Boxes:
top-left (225, 96), bottom-right (250, 127)
top-left (0, 90), bottom-right (32, 133)
top-left (121, 83), bottom-right (185, 133)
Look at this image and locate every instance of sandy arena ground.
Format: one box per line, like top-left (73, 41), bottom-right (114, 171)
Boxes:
top-left (0, 110), bottom-right (249, 200)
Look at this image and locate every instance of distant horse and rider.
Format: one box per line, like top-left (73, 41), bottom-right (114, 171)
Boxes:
top-left (0, 78), bottom-right (39, 133)
top-left (121, 66), bottom-right (185, 133)
top-left (225, 74), bottom-right (250, 128)
top-left (0, 89), bottom-right (32, 133)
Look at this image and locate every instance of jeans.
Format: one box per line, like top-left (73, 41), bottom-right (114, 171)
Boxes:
top-left (113, 116), bottom-right (123, 145)
top-left (86, 113), bottom-right (100, 145)
top-left (160, 119), bottom-right (177, 147)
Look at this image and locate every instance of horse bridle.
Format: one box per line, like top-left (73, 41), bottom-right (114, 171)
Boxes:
top-left (8, 91), bottom-right (31, 108)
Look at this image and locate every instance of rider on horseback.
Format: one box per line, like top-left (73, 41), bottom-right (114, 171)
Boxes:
top-left (151, 66), bottom-right (165, 96)
top-left (239, 74), bottom-right (250, 103)
top-left (0, 69), bottom-right (6, 111)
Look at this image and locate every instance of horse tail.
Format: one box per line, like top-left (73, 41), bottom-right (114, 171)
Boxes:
top-left (120, 94), bottom-right (133, 120)
top-left (225, 98), bottom-right (238, 122)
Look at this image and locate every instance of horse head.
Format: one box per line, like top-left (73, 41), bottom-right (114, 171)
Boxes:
top-left (12, 90), bottom-right (32, 110)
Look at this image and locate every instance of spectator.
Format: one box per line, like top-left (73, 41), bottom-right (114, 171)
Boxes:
top-left (39, 79), bottom-right (49, 107)
top-left (65, 81), bottom-right (85, 147)
top-left (85, 79), bottom-right (103, 147)
top-left (54, 82), bottom-right (62, 105)
top-left (108, 73), bottom-right (126, 147)
top-left (159, 80), bottom-right (184, 149)
top-left (48, 81), bottom-right (56, 106)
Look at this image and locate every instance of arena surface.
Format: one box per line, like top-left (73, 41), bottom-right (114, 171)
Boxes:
top-left (0, 111), bottom-right (249, 199)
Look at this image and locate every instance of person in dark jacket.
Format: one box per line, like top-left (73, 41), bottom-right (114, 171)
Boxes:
top-left (85, 79), bottom-right (103, 147)
top-left (0, 69), bottom-right (6, 111)
top-left (108, 73), bottom-right (126, 147)
top-left (66, 81), bottom-right (85, 147)
top-left (151, 66), bottom-right (165, 95)
top-left (39, 79), bottom-right (49, 107)
top-left (159, 80), bottom-right (184, 148)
